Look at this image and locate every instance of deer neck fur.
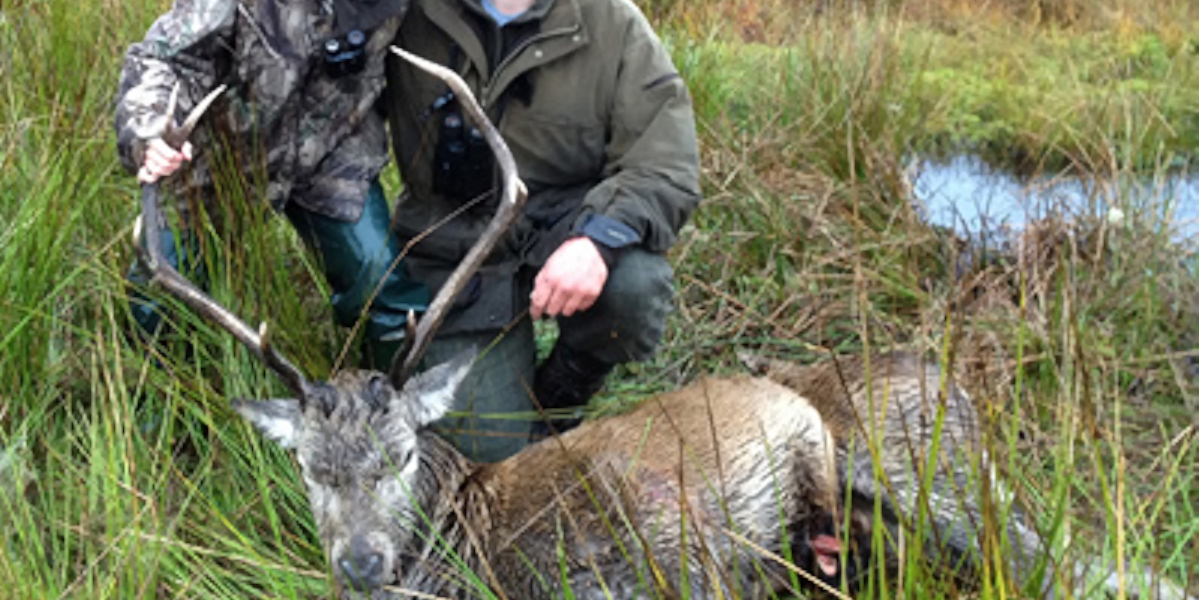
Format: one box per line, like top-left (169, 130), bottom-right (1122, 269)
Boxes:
top-left (396, 432), bottom-right (498, 589)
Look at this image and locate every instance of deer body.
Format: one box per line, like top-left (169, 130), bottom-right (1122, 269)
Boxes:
top-left (240, 368), bottom-right (840, 599)
top-left (232, 352), bottom-right (1195, 600)
top-left (415, 375), bottom-right (834, 599)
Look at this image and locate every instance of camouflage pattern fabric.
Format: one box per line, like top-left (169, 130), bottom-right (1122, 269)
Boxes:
top-left (115, 0), bottom-right (405, 222)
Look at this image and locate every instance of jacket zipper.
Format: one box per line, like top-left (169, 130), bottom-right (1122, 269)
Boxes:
top-left (478, 23), bottom-right (579, 109)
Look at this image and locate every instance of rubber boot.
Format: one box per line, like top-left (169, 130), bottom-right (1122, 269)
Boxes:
top-left (361, 329), bottom-right (409, 371)
top-left (284, 182), bottom-right (430, 343)
top-left (528, 343), bottom-right (615, 441)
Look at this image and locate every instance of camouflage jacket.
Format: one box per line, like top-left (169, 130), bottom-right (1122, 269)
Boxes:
top-left (115, 0), bottom-right (405, 222)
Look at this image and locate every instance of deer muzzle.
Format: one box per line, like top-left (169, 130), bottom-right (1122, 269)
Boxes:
top-left (337, 533), bottom-right (390, 592)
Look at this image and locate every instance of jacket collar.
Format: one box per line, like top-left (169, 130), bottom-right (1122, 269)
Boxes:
top-left (458, 0), bottom-right (556, 24)
top-left (421, 0), bottom-right (588, 100)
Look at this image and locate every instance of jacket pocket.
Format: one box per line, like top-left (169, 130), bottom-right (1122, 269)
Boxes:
top-left (502, 109), bottom-right (606, 186)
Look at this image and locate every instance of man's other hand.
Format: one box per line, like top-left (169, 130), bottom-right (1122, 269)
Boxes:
top-left (530, 237), bottom-right (608, 319)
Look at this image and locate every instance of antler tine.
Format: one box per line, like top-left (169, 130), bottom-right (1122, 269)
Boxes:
top-left (132, 85), bottom-right (312, 399)
top-left (161, 84), bottom-right (227, 149)
top-left (388, 46), bottom-right (528, 387)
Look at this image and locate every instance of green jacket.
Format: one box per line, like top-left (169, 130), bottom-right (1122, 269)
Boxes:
top-left (384, 0), bottom-right (701, 269)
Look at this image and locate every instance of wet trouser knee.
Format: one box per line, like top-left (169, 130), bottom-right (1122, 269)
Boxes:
top-left (422, 249), bottom-right (674, 463)
top-left (556, 248), bottom-right (674, 364)
top-left (284, 182), bottom-right (430, 342)
top-left (422, 319), bottom-right (537, 463)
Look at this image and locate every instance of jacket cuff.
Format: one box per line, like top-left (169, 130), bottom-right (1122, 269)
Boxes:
top-left (572, 214), bottom-right (642, 269)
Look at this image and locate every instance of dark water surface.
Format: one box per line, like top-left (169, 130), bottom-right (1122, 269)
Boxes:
top-left (915, 156), bottom-right (1198, 244)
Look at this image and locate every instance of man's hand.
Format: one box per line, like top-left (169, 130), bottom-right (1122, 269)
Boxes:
top-left (530, 237), bottom-right (609, 319)
top-left (138, 137), bottom-right (193, 184)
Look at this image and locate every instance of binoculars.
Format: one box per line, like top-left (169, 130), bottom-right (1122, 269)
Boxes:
top-left (433, 104), bottom-right (495, 202)
top-left (323, 30), bottom-right (368, 78)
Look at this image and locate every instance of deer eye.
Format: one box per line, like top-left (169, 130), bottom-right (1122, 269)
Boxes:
top-left (368, 376), bottom-right (390, 401)
top-left (393, 447), bottom-right (414, 469)
top-left (359, 472), bottom-right (382, 490)
top-left (306, 467), bottom-right (335, 487)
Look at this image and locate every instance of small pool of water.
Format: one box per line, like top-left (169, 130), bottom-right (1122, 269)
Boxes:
top-left (914, 156), bottom-right (1198, 244)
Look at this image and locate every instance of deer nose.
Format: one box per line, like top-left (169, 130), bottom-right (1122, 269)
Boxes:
top-left (338, 536), bottom-right (386, 591)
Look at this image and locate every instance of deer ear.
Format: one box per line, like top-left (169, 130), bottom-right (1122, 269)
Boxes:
top-left (233, 399), bottom-right (303, 449)
top-left (398, 347), bottom-right (476, 427)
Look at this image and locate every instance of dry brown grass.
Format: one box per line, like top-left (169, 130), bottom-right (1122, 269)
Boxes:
top-left (645, 0), bottom-right (1198, 43)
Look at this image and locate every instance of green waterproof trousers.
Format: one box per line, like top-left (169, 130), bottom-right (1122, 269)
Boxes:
top-left (417, 249), bottom-right (674, 463)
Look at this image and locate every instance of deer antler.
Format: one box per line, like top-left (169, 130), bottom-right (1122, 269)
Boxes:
top-left (132, 83), bottom-right (313, 399)
top-left (387, 46), bottom-right (529, 388)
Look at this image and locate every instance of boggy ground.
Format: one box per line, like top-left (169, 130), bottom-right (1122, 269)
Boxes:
top-left (0, 0), bottom-right (1196, 597)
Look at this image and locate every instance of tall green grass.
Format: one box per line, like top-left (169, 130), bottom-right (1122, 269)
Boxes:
top-left (1, 0), bottom-right (1196, 598)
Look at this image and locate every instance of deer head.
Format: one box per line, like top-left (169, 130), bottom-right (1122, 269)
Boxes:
top-left (132, 48), bottom-right (527, 594)
top-left (232, 354), bottom-right (474, 594)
